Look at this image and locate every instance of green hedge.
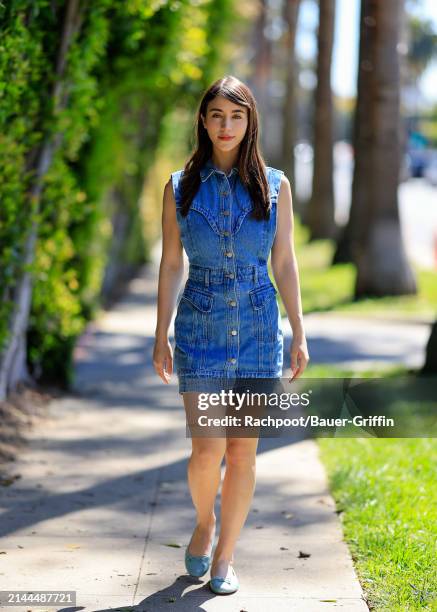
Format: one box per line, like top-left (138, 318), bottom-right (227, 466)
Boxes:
top-left (0, 0), bottom-right (234, 390)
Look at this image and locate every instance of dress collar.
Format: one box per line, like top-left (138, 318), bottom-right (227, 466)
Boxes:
top-left (200, 158), bottom-right (239, 182)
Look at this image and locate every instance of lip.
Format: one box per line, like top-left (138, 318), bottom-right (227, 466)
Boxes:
top-left (218, 136), bottom-right (235, 141)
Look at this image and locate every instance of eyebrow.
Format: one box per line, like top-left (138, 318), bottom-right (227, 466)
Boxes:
top-left (208, 108), bottom-right (245, 113)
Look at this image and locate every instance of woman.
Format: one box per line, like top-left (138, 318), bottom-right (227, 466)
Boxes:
top-left (153, 75), bottom-right (309, 595)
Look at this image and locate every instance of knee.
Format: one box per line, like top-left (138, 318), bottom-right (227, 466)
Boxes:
top-left (191, 445), bottom-right (224, 470)
top-left (225, 442), bottom-right (256, 469)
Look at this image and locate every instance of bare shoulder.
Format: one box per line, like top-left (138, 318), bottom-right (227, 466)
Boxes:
top-left (164, 175), bottom-right (173, 193)
top-left (279, 173), bottom-right (291, 189)
top-left (163, 176), bottom-right (176, 206)
top-left (278, 173), bottom-right (292, 206)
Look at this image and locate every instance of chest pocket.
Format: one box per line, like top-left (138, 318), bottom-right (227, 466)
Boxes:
top-left (189, 200), bottom-right (221, 235)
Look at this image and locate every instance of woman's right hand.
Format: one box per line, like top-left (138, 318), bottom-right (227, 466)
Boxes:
top-left (153, 337), bottom-right (173, 384)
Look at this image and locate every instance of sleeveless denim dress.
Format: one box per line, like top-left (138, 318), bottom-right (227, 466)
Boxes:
top-left (171, 158), bottom-right (284, 393)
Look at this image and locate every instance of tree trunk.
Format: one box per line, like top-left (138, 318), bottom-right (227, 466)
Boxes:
top-left (333, 0), bottom-right (372, 264)
top-left (421, 320), bottom-right (437, 374)
top-left (251, 0), bottom-right (272, 154)
top-left (305, 0), bottom-right (337, 240)
top-left (334, 0), bottom-right (416, 298)
top-left (0, 0), bottom-right (84, 401)
top-left (281, 0), bottom-right (301, 192)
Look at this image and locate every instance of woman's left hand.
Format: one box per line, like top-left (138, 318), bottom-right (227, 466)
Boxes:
top-left (289, 335), bottom-right (310, 380)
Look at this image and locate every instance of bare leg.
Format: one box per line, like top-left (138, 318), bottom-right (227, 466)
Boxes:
top-left (211, 436), bottom-right (259, 577)
top-left (183, 392), bottom-right (226, 555)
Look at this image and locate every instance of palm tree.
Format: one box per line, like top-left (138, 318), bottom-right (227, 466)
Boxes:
top-left (251, 0), bottom-right (273, 154)
top-left (305, 0), bottom-right (337, 240)
top-left (421, 321), bottom-right (437, 374)
top-left (281, 0), bottom-right (302, 190)
top-left (334, 0), bottom-right (416, 297)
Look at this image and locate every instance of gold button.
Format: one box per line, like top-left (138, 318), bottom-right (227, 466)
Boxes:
top-left (229, 358), bottom-right (236, 364)
top-left (229, 300), bottom-right (236, 306)
top-left (222, 191), bottom-right (229, 196)
top-left (222, 210), bottom-right (230, 216)
top-left (231, 330), bottom-right (237, 336)
top-left (223, 231), bottom-right (230, 236)
top-left (226, 251), bottom-right (233, 257)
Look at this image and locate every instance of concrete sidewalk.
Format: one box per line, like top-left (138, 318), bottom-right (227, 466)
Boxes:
top-left (0, 262), bottom-right (378, 611)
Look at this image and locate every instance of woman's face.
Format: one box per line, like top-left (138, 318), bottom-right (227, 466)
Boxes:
top-left (201, 95), bottom-right (248, 152)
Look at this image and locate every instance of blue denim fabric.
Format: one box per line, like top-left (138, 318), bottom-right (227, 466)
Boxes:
top-left (171, 158), bottom-right (284, 393)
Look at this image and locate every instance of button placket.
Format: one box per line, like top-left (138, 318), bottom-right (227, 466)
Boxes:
top-left (220, 172), bottom-right (238, 369)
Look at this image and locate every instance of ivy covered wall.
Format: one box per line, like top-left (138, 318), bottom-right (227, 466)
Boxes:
top-left (0, 0), bottom-right (234, 398)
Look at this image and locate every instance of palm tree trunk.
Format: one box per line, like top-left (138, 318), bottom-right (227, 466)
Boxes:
top-left (251, 0), bottom-right (272, 154)
top-left (281, 0), bottom-right (301, 191)
top-left (305, 0), bottom-right (337, 240)
top-left (333, 0), bottom-right (370, 264)
top-left (334, 0), bottom-right (416, 297)
top-left (421, 320), bottom-right (437, 374)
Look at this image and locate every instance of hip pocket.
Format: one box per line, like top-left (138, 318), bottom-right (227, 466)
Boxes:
top-left (174, 283), bottom-right (214, 369)
top-left (249, 282), bottom-right (280, 371)
top-left (249, 283), bottom-right (278, 343)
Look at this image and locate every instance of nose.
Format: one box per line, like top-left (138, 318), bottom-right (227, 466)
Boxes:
top-left (221, 116), bottom-right (232, 130)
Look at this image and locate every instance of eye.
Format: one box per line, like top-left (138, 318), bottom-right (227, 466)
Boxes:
top-left (210, 113), bottom-right (244, 118)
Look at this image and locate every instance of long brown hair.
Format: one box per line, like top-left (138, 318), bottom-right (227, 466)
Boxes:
top-left (179, 75), bottom-right (271, 220)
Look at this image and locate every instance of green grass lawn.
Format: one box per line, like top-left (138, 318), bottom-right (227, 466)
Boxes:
top-left (303, 364), bottom-right (437, 610)
top-left (301, 363), bottom-right (411, 378)
top-left (318, 436), bottom-right (436, 610)
top-left (273, 216), bottom-right (437, 319)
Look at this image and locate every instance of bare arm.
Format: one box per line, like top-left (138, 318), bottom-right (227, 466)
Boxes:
top-left (271, 175), bottom-right (309, 378)
top-left (153, 177), bottom-right (184, 383)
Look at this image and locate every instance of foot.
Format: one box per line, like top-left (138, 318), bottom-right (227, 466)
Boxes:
top-left (187, 520), bottom-right (216, 556)
top-left (184, 519), bottom-right (216, 578)
top-left (209, 561), bottom-right (239, 595)
top-left (210, 557), bottom-right (234, 579)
